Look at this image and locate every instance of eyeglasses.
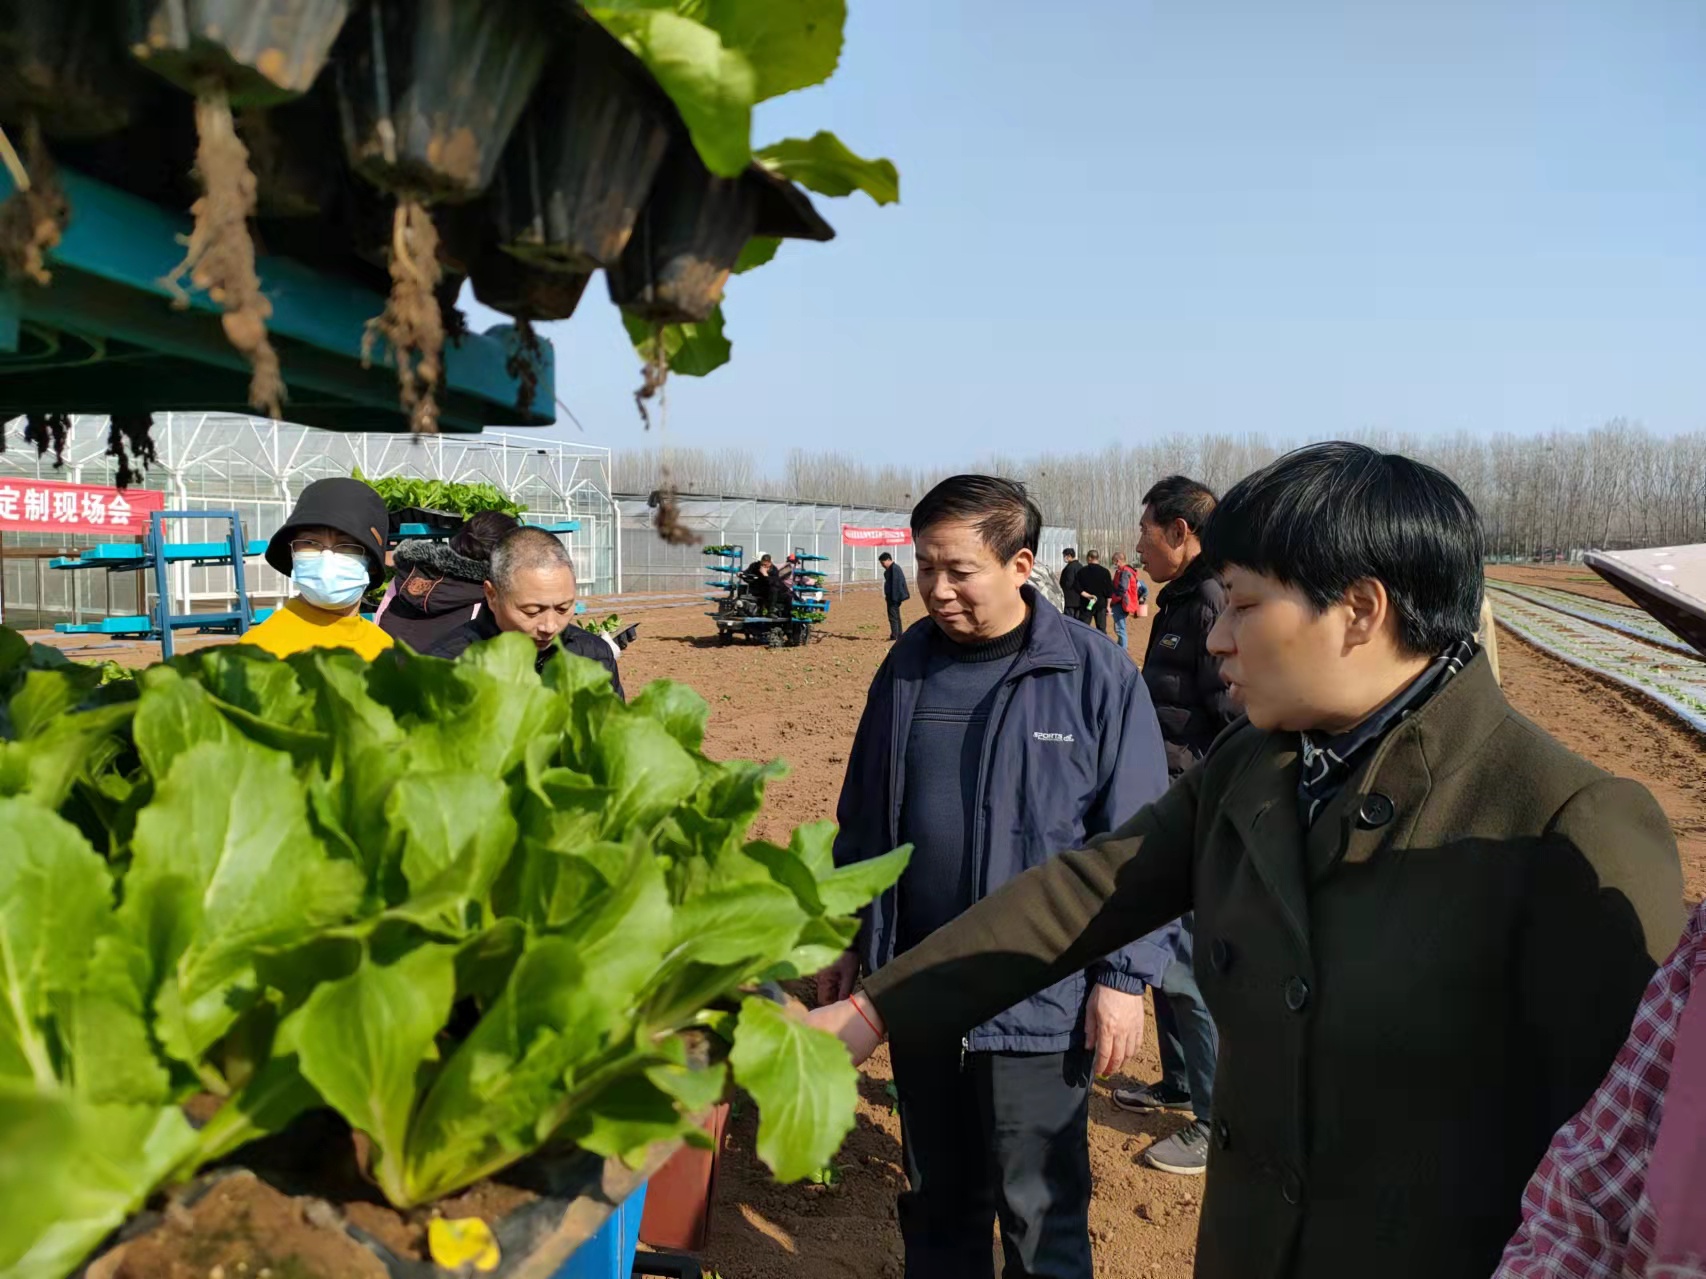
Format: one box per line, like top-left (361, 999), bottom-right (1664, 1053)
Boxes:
top-left (290, 538), bottom-right (368, 558)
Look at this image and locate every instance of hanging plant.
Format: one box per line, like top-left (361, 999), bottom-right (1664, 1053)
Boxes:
top-left (21, 411), bottom-right (71, 468)
top-left (335, 0), bottom-right (548, 434)
top-left (163, 93), bottom-right (285, 418)
top-left (361, 199), bottom-right (444, 434)
top-left (0, 119), bottom-right (69, 287)
top-left (133, 1), bottom-right (357, 419)
top-left (106, 413), bottom-right (159, 490)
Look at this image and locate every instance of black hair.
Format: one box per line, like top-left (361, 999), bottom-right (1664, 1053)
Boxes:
top-left (1063, 547), bottom-right (1076, 558)
top-left (878, 552), bottom-right (893, 563)
top-left (1201, 442), bottom-right (1484, 656)
top-left (450, 510), bottom-right (521, 562)
top-left (1085, 549), bottom-right (1100, 562)
top-left (910, 475), bottom-right (1042, 561)
top-left (1141, 475), bottom-right (1217, 532)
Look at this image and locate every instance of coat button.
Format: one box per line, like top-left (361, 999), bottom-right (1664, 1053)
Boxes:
top-left (1209, 938), bottom-right (1233, 974)
top-left (1282, 1172), bottom-right (1303, 1205)
top-left (1214, 1119), bottom-right (1232, 1151)
top-left (1284, 976), bottom-right (1310, 1012)
top-left (1357, 793), bottom-right (1395, 828)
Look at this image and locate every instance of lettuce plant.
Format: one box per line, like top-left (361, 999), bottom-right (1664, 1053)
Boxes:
top-left (0, 627), bottom-right (905, 1277)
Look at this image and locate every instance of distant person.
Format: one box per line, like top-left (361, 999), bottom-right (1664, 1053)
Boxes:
top-left (377, 510), bottom-right (521, 653)
top-left (244, 477), bottom-right (394, 660)
top-left (1110, 550), bottom-right (1147, 650)
top-left (881, 551), bottom-right (910, 641)
top-left (817, 475), bottom-right (1167, 1279)
top-left (1111, 475), bottom-right (1239, 1177)
top-left (1059, 547), bottom-right (1083, 620)
top-left (809, 443), bottom-right (1684, 1279)
top-left (426, 526), bottom-right (622, 697)
top-left (1076, 549), bottom-right (1114, 634)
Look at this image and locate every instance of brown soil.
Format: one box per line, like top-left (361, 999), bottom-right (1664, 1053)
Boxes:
top-left (90, 1171), bottom-right (389, 1279)
top-left (1486, 562), bottom-right (1636, 606)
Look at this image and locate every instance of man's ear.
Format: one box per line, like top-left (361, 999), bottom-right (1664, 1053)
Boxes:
top-left (1340, 578), bottom-right (1390, 651)
top-left (483, 581), bottom-right (498, 610)
top-left (1011, 548), bottom-right (1035, 581)
top-left (1167, 518), bottom-right (1191, 548)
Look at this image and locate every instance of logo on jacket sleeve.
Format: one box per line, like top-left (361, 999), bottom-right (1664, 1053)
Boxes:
top-left (1160, 633), bottom-right (1181, 649)
top-left (1032, 731), bottom-right (1076, 743)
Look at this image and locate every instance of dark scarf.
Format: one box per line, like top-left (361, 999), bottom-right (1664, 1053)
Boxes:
top-left (1297, 638), bottom-right (1477, 826)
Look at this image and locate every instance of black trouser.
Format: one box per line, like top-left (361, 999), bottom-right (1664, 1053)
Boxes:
top-left (890, 1042), bottom-right (1094, 1279)
top-left (887, 600), bottom-right (904, 640)
top-left (1089, 599), bottom-right (1108, 633)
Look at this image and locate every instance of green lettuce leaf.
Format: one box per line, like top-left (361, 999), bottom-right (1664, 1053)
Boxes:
top-left (122, 739), bottom-right (364, 1073)
top-left (0, 1082), bottom-right (197, 1279)
top-left (757, 132), bottom-right (900, 205)
top-left (623, 307), bottom-right (733, 380)
top-left (704, 0), bottom-right (844, 101)
top-left (728, 996), bottom-right (858, 1181)
top-left (587, 7), bottom-right (755, 177)
top-left (0, 798), bottom-right (113, 1086)
top-left (290, 944), bottom-right (457, 1208)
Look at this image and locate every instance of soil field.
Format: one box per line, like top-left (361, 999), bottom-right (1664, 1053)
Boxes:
top-left (20, 565), bottom-right (1703, 1279)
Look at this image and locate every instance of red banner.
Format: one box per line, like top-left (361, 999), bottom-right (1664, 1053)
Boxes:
top-left (0, 477), bottom-right (166, 536)
top-left (841, 525), bottom-right (912, 546)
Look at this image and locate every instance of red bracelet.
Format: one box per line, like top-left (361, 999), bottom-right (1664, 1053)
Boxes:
top-left (851, 994), bottom-right (884, 1039)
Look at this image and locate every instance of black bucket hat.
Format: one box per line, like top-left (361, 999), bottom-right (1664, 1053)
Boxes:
top-left (265, 478), bottom-right (390, 587)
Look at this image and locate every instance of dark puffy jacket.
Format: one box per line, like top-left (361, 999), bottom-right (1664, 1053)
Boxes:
top-left (425, 609), bottom-right (624, 700)
top-left (379, 541), bottom-right (489, 654)
top-left (832, 586), bottom-right (1170, 1052)
top-left (1141, 555), bottom-right (1240, 778)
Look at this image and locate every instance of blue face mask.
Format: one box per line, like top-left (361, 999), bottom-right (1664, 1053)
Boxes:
top-left (292, 550), bottom-right (371, 610)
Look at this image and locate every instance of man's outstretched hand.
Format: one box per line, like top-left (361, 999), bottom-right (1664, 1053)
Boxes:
top-left (804, 993), bottom-right (886, 1067)
top-left (1085, 984), bottom-right (1145, 1078)
top-left (815, 949), bottom-right (860, 1006)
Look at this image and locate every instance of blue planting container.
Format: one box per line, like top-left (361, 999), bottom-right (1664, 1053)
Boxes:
top-left (552, 1182), bottom-right (648, 1279)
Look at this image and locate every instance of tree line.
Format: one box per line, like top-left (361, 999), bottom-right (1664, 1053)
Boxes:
top-left (613, 420), bottom-right (1706, 559)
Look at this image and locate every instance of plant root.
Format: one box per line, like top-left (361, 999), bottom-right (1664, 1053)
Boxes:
top-left (167, 91), bottom-right (285, 419)
top-left (648, 479), bottom-right (699, 547)
top-left (505, 318), bottom-right (542, 417)
top-left (106, 413), bottom-right (159, 490)
top-left (0, 119), bottom-right (68, 286)
top-left (23, 412), bottom-right (70, 468)
top-left (364, 199), bottom-right (443, 435)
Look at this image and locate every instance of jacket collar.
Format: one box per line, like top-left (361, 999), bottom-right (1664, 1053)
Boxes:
top-left (892, 583), bottom-right (1078, 682)
top-left (1219, 648), bottom-right (1508, 956)
top-left (1155, 553), bottom-right (1212, 609)
top-left (392, 539), bottom-right (488, 583)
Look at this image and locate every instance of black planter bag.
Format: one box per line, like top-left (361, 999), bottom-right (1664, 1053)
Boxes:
top-left (469, 248), bottom-right (592, 324)
top-left (335, 0), bottom-right (548, 203)
top-left (486, 16), bottom-right (671, 274)
top-left (0, 0), bottom-right (136, 138)
top-left (608, 141), bottom-right (836, 325)
top-left (128, 0), bottom-right (352, 106)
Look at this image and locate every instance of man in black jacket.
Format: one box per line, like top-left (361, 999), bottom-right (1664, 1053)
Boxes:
top-left (880, 551), bottom-right (910, 641)
top-left (1075, 550), bottom-right (1115, 634)
top-left (1109, 476), bottom-right (1238, 1175)
top-left (426, 526), bottom-right (623, 698)
top-left (1059, 547), bottom-right (1082, 620)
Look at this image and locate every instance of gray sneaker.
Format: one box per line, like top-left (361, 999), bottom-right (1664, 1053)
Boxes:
top-left (1111, 1081), bottom-right (1193, 1114)
top-left (1142, 1121), bottom-right (1211, 1176)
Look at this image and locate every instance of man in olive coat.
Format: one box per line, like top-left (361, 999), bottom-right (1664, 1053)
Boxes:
top-left (809, 443), bottom-right (1685, 1279)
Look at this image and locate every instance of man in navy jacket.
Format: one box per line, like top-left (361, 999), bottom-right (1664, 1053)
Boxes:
top-left (817, 475), bottom-right (1169, 1279)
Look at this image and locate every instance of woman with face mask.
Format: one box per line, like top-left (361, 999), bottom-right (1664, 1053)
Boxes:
top-left (242, 477), bottom-right (395, 659)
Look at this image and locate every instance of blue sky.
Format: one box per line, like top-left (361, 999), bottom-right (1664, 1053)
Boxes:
top-left (468, 0), bottom-right (1706, 468)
